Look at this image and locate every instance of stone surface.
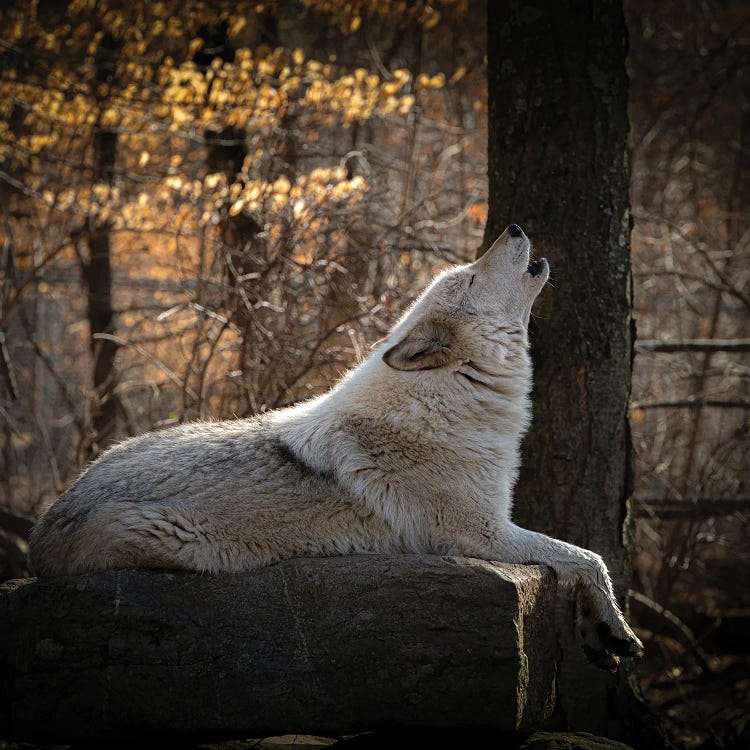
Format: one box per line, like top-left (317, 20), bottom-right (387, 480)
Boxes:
top-left (519, 732), bottom-right (635, 750)
top-left (326, 729), bottom-right (635, 749)
top-left (0, 555), bottom-right (558, 744)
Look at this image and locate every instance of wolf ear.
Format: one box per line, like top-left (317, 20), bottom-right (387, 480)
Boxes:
top-left (382, 319), bottom-right (456, 371)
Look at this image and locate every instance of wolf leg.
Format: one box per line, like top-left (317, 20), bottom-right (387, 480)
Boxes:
top-left (498, 522), bottom-right (643, 668)
top-left (448, 521), bottom-right (643, 669)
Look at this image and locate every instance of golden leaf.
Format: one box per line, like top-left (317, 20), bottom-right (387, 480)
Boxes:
top-left (449, 66), bottom-right (467, 85)
top-left (274, 175), bottom-right (291, 195)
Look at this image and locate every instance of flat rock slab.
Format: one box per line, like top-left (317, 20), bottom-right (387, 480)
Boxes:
top-left (0, 555), bottom-right (557, 744)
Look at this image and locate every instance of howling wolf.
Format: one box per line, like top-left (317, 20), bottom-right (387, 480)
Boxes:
top-left (30, 224), bottom-right (643, 669)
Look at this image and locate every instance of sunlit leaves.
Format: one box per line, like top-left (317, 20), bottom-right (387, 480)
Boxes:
top-left (0, 0), bottom-right (430, 246)
top-left (298, 0), bottom-right (467, 33)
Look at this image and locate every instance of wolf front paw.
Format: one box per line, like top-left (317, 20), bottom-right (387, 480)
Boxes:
top-left (577, 594), bottom-right (644, 672)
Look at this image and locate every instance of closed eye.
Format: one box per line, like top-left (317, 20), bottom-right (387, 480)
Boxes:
top-left (469, 274), bottom-right (476, 288)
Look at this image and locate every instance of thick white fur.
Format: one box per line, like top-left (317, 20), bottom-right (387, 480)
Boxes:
top-left (30, 226), bottom-right (642, 665)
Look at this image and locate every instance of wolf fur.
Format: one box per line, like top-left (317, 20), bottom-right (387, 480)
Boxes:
top-left (30, 225), bottom-right (643, 668)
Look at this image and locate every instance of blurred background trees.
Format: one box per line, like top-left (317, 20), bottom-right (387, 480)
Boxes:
top-left (628, 2), bottom-right (749, 746)
top-left (0, 1), bottom-right (747, 747)
top-left (0, 0), bottom-right (486, 494)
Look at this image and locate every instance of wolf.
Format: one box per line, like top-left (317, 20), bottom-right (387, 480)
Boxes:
top-left (30, 224), bottom-right (643, 669)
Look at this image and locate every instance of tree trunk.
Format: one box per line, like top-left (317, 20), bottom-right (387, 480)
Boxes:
top-left (483, 2), bottom-right (659, 745)
top-left (82, 33), bottom-right (120, 457)
top-left (83, 210), bottom-right (117, 456)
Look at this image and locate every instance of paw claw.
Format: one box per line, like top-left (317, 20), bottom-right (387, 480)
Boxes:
top-left (596, 620), bottom-right (644, 659)
top-left (577, 590), bottom-right (643, 668)
top-left (606, 634), bottom-right (644, 658)
top-left (582, 644), bottom-right (620, 672)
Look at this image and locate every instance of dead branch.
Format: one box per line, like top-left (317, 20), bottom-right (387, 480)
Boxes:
top-left (634, 496), bottom-right (750, 519)
top-left (631, 398), bottom-right (750, 410)
top-left (636, 339), bottom-right (750, 353)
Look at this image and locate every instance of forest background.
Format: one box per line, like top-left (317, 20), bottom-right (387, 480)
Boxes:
top-left (0, 2), bottom-right (747, 748)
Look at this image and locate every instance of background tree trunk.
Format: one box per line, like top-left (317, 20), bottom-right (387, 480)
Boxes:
top-left (82, 32), bottom-right (120, 457)
top-left (482, 2), bottom-right (659, 744)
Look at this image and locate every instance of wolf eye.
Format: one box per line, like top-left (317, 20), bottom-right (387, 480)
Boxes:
top-left (469, 274), bottom-right (476, 288)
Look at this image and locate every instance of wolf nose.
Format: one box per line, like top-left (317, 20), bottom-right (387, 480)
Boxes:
top-left (508, 224), bottom-right (523, 237)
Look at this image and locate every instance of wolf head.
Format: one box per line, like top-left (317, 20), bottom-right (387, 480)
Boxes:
top-left (382, 224), bottom-right (549, 377)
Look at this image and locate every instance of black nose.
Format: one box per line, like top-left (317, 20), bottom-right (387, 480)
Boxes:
top-left (508, 224), bottom-right (523, 237)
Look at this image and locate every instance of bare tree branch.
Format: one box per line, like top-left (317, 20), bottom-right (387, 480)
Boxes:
top-left (636, 339), bottom-right (750, 353)
top-left (631, 398), bottom-right (750, 410)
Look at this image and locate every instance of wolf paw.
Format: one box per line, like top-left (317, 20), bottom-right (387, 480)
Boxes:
top-left (577, 597), bottom-right (644, 672)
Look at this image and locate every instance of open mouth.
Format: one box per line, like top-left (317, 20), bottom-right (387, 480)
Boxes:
top-left (526, 258), bottom-right (547, 277)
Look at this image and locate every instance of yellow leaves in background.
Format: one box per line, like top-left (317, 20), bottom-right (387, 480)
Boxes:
top-left (25, 133), bottom-right (60, 153)
top-left (123, 44), bottom-right (417, 133)
top-left (292, 245), bottom-right (316, 265)
top-left (228, 15), bottom-right (247, 36)
top-left (417, 73), bottom-right (446, 90)
top-left (0, 2), bottom-right (430, 171)
top-left (199, 167), bottom-right (369, 228)
top-left (274, 175), bottom-right (291, 195)
top-left (449, 65), bottom-right (467, 85)
top-left (303, 63), bottom-right (413, 123)
top-left (422, 7), bottom-right (441, 28)
top-left (33, 163), bottom-right (370, 236)
top-left (0, 0), bottom-right (451, 245)
top-left (298, 0), bottom-right (467, 33)
top-left (188, 38), bottom-right (204, 57)
top-left (467, 202), bottom-right (488, 227)
top-left (100, 107), bottom-right (120, 127)
top-left (160, 62), bottom-right (209, 105)
top-left (204, 173), bottom-right (225, 190)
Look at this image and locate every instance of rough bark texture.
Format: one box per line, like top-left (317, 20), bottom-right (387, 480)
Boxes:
top-left (0, 556), bottom-right (558, 745)
top-left (483, 1), bottom-right (639, 742)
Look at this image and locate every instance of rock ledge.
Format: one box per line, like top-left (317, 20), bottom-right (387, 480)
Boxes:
top-left (0, 555), bottom-right (557, 743)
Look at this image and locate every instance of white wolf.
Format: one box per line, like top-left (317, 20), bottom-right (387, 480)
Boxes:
top-left (30, 224), bottom-right (643, 669)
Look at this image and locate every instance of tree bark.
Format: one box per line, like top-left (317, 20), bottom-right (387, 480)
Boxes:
top-left (0, 557), bottom-right (557, 744)
top-left (483, 2), bottom-right (658, 745)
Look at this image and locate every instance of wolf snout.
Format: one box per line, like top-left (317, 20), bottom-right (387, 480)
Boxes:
top-left (527, 258), bottom-right (549, 278)
top-left (508, 223), bottom-right (524, 237)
